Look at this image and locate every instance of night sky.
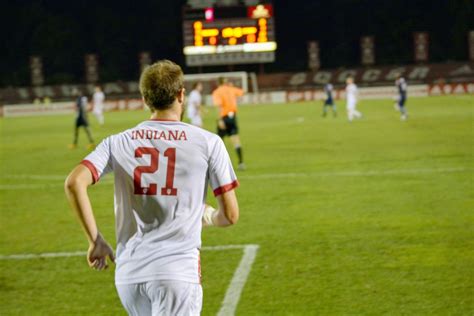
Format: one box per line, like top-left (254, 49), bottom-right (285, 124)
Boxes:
top-left (0, 0), bottom-right (473, 86)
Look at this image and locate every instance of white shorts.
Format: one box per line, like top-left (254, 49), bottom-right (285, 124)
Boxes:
top-left (346, 100), bottom-right (357, 110)
top-left (93, 104), bottom-right (103, 112)
top-left (116, 280), bottom-right (202, 316)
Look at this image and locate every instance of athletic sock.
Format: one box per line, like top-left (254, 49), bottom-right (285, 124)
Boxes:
top-left (235, 146), bottom-right (243, 164)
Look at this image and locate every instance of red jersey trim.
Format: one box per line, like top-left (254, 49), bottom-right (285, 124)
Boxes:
top-left (213, 180), bottom-right (239, 196)
top-left (149, 118), bottom-right (180, 122)
top-left (81, 160), bottom-right (99, 184)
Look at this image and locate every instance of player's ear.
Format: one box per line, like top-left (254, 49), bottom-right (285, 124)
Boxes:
top-left (177, 88), bottom-right (185, 104)
top-left (141, 97), bottom-right (152, 112)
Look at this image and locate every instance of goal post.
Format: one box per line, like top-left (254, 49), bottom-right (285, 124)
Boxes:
top-left (184, 71), bottom-right (259, 96)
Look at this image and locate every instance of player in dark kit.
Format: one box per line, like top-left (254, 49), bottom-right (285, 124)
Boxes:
top-left (395, 74), bottom-right (408, 120)
top-left (322, 83), bottom-right (337, 117)
top-left (70, 88), bottom-right (94, 149)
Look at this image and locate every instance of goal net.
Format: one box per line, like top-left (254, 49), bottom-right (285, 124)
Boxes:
top-left (184, 71), bottom-right (258, 104)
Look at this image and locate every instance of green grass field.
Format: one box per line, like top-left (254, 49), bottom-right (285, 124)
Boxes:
top-left (0, 95), bottom-right (473, 315)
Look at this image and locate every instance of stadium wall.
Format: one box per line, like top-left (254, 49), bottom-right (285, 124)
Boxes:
top-left (1, 83), bottom-right (472, 118)
top-left (0, 62), bottom-right (473, 106)
top-left (256, 62), bottom-right (474, 91)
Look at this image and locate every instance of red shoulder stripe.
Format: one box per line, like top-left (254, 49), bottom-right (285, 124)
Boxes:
top-left (81, 160), bottom-right (99, 184)
top-left (213, 180), bottom-right (239, 196)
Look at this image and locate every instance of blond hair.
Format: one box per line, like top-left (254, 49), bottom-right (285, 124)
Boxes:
top-left (139, 60), bottom-right (184, 110)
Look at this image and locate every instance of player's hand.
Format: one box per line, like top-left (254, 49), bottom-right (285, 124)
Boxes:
top-left (218, 119), bottom-right (226, 129)
top-left (87, 232), bottom-right (115, 270)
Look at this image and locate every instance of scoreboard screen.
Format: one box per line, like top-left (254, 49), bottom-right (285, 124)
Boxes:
top-left (183, 4), bottom-right (276, 66)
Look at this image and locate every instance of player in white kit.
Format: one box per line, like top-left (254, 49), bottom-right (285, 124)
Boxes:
top-left (345, 76), bottom-right (362, 121)
top-left (92, 85), bottom-right (105, 125)
top-left (187, 82), bottom-right (203, 127)
top-left (65, 60), bottom-right (240, 316)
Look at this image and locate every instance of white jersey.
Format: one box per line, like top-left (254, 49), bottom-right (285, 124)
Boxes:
top-left (187, 90), bottom-right (201, 119)
top-left (81, 119), bottom-right (238, 285)
top-left (346, 83), bottom-right (358, 107)
top-left (93, 91), bottom-right (105, 112)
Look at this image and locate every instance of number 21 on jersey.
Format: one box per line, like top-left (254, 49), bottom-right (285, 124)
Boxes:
top-left (133, 147), bottom-right (178, 196)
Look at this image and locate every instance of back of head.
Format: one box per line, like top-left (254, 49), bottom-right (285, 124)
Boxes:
top-left (192, 82), bottom-right (202, 91)
top-left (139, 60), bottom-right (184, 111)
top-left (218, 77), bottom-right (227, 86)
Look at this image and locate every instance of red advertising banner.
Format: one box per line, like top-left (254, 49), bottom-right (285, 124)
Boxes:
top-left (307, 41), bottom-right (320, 71)
top-left (361, 36), bottom-right (375, 65)
top-left (414, 32), bottom-right (429, 62)
top-left (469, 31), bottom-right (474, 61)
top-left (30, 56), bottom-right (44, 86)
top-left (85, 54), bottom-right (99, 83)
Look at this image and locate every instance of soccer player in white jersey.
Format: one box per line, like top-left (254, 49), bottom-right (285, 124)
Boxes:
top-left (345, 76), bottom-right (362, 121)
top-left (395, 74), bottom-right (408, 120)
top-left (65, 60), bottom-right (239, 315)
top-left (92, 85), bottom-right (105, 125)
top-left (187, 82), bottom-right (203, 127)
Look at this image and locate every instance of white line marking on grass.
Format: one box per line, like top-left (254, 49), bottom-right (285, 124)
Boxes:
top-left (0, 244), bottom-right (259, 316)
top-left (1, 167), bottom-right (470, 190)
top-left (0, 184), bottom-right (60, 190)
top-left (217, 244), bottom-right (259, 316)
top-left (0, 179), bottom-right (114, 190)
top-left (239, 167), bottom-right (471, 180)
top-left (2, 174), bottom-right (67, 180)
top-left (0, 251), bottom-right (87, 260)
top-left (0, 244), bottom-right (257, 260)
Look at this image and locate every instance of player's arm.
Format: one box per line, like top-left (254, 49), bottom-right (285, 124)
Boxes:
top-left (212, 91), bottom-right (221, 107)
top-left (65, 164), bottom-right (115, 270)
top-left (204, 137), bottom-right (240, 227)
top-left (234, 87), bottom-right (244, 97)
top-left (212, 92), bottom-right (226, 127)
top-left (203, 189), bottom-right (239, 227)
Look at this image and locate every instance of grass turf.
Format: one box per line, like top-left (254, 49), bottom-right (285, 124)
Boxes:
top-left (0, 95), bottom-right (473, 315)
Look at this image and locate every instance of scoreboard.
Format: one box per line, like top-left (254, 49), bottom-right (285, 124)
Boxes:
top-left (182, 4), bottom-right (276, 66)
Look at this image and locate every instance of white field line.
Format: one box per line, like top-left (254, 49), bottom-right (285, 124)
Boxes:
top-left (0, 167), bottom-right (470, 190)
top-left (217, 244), bottom-right (259, 316)
top-left (0, 178), bottom-right (114, 190)
top-left (0, 244), bottom-right (256, 260)
top-left (0, 244), bottom-right (259, 316)
top-left (239, 166), bottom-right (471, 180)
top-left (0, 251), bottom-right (87, 260)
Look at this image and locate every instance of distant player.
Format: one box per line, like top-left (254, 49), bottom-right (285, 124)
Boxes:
top-left (395, 74), bottom-right (408, 120)
top-left (92, 85), bottom-right (105, 125)
top-left (64, 60), bottom-right (239, 316)
top-left (70, 88), bottom-right (94, 149)
top-left (322, 83), bottom-right (337, 117)
top-left (212, 77), bottom-right (246, 170)
top-left (187, 82), bottom-right (203, 127)
top-left (345, 76), bottom-right (362, 122)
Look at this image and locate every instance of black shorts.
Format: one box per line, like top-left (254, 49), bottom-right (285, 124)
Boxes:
top-left (76, 116), bottom-right (89, 127)
top-left (324, 99), bottom-right (334, 106)
top-left (217, 115), bottom-right (239, 137)
top-left (398, 96), bottom-right (406, 107)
